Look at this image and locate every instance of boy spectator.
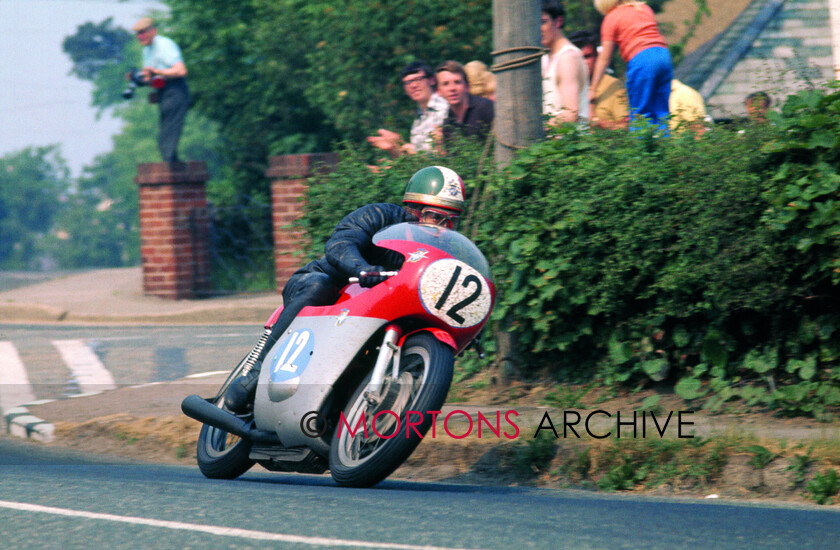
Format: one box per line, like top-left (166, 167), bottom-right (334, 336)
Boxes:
top-left (745, 91), bottom-right (771, 124)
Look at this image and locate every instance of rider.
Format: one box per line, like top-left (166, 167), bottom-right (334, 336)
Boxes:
top-left (224, 165), bottom-right (467, 413)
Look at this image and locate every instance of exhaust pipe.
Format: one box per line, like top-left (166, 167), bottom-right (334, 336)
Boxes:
top-left (181, 394), bottom-right (280, 444)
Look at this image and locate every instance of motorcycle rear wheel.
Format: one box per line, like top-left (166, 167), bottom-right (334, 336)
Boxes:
top-left (196, 395), bottom-right (255, 480)
top-left (329, 332), bottom-right (454, 487)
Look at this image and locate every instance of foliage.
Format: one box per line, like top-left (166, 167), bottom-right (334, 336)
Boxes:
top-left (62, 18), bottom-right (132, 81)
top-left (745, 444), bottom-right (780, 470)
top-left (0, 147), bottom-right (70, 269)
top-left (62, 18), bottom-right (144, 110)
top-left (45, 19), bottom-right (225, 270)
top-left (593, 437), bottom-right (727, 491)
top-left (507, 431), bottom-right (558, 476)
top-left (301, 134), bottom-right (492, 259)
top-left (299, 87), bottom-right (840, 417)
top-left (162, 0), bottom-right (499, 201)
top-left (806, 469), bottom-right (840, 505)
top-left (786, 446), bottom-right (814, 486)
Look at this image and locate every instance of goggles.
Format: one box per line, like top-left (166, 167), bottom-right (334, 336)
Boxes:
top-left (409, 206), bottom-right (460, 229)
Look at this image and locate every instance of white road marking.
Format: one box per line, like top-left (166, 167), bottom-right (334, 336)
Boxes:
top-left (0, 341), bottom-right (36, 411)
top-left (0, 500), bottom-right (479, 550)
top-left (52, 339), bottom-right (116, 394)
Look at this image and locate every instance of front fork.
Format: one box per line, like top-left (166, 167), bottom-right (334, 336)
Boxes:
top-left (365, 325), bottom-right (403, 403)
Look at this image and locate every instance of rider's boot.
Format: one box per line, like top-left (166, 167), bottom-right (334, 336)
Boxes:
top-left (224, 364), bottom-right (261, 414)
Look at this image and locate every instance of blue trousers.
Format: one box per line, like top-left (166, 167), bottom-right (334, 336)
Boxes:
top-left (626, 47), bottom-right (672, 129)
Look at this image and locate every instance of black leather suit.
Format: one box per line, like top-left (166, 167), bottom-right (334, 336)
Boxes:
top-left (261, 203), bottom-right (415, 358)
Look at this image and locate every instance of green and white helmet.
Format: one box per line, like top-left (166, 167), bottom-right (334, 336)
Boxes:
top-left (403, 166), bottom-right (466, 213)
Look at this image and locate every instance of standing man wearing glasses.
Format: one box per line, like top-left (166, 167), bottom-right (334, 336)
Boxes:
top-left (367, 61), bottom-right (449, 156)
top-left (569, 30), bottom-right (629, 130)
top-left (132, 17), bottom-right (189, 163)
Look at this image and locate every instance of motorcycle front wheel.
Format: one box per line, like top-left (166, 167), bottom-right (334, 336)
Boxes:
top-left (196, 368), bottom-right (255, 479)
top-left (329, 332), bottom-right (454, 487)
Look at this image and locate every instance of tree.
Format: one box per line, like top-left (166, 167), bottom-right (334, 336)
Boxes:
top-left (62, 18), bottom-right (138, 109)
top-left (53, 18), bottom-right (224, 268)
top-left (163, 0), bottom-right (495, 196)
top-left (0, 147), bottom-right (69, 269)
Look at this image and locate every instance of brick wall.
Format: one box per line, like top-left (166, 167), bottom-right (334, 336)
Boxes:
top-left (136, 162), bottom-right (211, 299)
top-left (266, 153), bottom-right (339, 290)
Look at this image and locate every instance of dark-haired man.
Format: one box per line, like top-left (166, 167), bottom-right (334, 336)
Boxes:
top-left (540, 0), bottom-right (589, 125)
top-left (435, 60), bottom-right (494, 146)
top-left (367, 61), bottom-right (449, 156)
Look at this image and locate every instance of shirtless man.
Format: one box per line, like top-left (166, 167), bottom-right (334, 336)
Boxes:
top-left (540, 0), bottom-right (589, 125)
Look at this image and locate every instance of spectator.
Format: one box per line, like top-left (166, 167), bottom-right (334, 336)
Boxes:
top-left (367, 61), bottom-right (449, 156)
top-left (590, 0), bottom-right (673, 130)
top-left (540, 0), bottom-right (590, 125)
top-left (568, 30), bottom-right (629, 129)
top-left (435, 60), bottom-right (494, 146)
top-left (669, 79), bottom-right (712, 135)
top-left (745, 91), bottom-right (771, 124)
top-left (464, 61), bottom-right (497, 101)
top-left (132, 17), bottom-right (189, 163)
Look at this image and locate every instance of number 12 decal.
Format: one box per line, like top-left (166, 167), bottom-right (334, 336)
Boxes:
top-left (270, 329), bottom-right (314, 383)
top-left (420, 259), bottom-right (492, 328)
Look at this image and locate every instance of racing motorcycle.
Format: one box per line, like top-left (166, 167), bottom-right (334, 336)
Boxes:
top-left (182, 221), bottom-right (495, 487)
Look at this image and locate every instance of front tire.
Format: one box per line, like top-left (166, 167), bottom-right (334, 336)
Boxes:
top-left (329, 333), bottom-right (454, 487)
top-left (196, 396), bottom-right (255, 480)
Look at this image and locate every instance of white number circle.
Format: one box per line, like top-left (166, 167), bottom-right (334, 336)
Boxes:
top-left (419, 259), bottom-right (491, 328)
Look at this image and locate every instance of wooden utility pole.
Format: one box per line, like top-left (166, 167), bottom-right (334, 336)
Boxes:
top-left (491, 0), bottom-right (545, 378)
top-left (493, 0), bottom-right (544, 166)
top-left (830, 0), bottom-right (840, 79)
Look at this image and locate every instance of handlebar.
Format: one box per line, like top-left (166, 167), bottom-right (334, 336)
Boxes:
top-left (348, 271), bottom-right (399, 284)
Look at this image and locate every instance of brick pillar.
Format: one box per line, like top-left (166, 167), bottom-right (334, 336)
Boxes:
top-left (136, 162), bottom-right (211, 299)
top-left (266, 153), bottom-right (339, 291)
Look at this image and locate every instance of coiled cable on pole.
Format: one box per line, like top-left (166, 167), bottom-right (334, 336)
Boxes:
top-left (490, 46), bottom-right (546, 73)
top-left (489, 46), bottom-right (547, 152)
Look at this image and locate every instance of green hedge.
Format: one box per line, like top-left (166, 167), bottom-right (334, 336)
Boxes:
top-left (302, 86), bottom-right (840, 417)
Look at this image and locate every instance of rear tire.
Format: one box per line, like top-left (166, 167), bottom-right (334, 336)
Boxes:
top-left (329, 333), bottom-right (454, 487)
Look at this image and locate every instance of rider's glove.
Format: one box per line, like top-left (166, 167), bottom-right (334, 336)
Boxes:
top-left (357, 266), bottom-right (387, 288)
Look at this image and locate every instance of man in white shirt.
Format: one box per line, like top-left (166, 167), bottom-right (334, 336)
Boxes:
top-left (367, 61), bottom-right (448, 156)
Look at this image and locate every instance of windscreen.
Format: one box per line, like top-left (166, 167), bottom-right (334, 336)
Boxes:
top-left (373, 223), bottom-right (493, 281)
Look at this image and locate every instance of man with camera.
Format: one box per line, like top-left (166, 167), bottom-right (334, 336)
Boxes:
top-left (130, 17), bottom-right (189, 164)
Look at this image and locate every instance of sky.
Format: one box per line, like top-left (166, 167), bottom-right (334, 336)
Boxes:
top-left (0, 0), bottom-right (165, 176)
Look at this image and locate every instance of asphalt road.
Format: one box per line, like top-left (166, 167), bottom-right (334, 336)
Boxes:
top-left (1, 437), bottom-right (839, 550)
top-left (0, 324), bottom-right (258, 404)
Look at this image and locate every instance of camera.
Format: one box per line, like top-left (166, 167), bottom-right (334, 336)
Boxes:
top-left (122, 69), bottom-right (165, 100)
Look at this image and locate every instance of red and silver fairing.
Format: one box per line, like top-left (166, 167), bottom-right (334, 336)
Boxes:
top-left (253, 223), bottom-right (495, 449)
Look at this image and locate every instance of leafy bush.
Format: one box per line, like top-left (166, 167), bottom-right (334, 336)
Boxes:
top-left (807, 469), bottom-right (840, 505)
top-left (300, 87), bottom-right (840, 417)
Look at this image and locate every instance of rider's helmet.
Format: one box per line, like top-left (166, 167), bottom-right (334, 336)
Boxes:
top-left (402, 166), bottom-right (465, 228)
